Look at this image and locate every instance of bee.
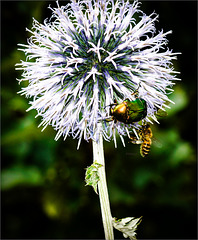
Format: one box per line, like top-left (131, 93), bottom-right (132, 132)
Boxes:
top-left (130, 124), bottom-right (153, 157)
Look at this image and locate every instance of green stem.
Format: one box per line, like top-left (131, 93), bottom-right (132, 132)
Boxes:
top-left (92, 133), bottom-right (114, 240)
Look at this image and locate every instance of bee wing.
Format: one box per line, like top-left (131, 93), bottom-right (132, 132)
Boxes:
top-left (152, 137), bottom-right (163, 148)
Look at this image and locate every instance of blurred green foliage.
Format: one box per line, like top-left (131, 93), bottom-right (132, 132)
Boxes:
top-left (1, 1), bottom-right (197, 239)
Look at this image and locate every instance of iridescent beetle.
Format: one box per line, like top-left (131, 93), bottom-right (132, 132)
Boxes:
top-left (106, 97), bottom-right (147, 124)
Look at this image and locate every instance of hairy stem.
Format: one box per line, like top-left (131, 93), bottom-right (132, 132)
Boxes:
top-left (92, 133), bottom-right (114, 240)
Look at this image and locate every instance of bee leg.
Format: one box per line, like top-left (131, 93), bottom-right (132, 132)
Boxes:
top-left (129, 136), bottom-right (142, 144)
top-left (131, 139), bottom-right (143, 144)
top-left (129, 137), bottom-right (137, 144)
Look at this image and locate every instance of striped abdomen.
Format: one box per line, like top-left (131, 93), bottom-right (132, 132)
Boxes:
top-left (140, 138), bottom-right (152, 157)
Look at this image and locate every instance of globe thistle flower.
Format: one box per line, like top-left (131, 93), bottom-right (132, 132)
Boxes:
top-left (16, 1), bottom-right (181, 239)
top-left (16, 0), bottom-right (180, 149)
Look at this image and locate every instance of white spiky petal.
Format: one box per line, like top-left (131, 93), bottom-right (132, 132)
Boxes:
top-left (16, 0), bottom-right (180, 148)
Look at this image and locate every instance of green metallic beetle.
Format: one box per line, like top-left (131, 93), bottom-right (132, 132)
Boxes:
top-left (106, 98), bottom-right (147, 124)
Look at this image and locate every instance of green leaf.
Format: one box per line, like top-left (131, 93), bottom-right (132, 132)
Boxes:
top-left (85, 161), bottom-right (103, 194)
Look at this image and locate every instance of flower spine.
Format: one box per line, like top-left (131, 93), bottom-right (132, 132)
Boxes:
top-left (16, 0), bottom-right (180, 148)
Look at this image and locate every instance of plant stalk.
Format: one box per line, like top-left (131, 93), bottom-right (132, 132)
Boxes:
top-left (92, 133), bottom-right (114, 240)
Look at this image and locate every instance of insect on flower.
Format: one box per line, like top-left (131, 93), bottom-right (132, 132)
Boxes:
top-left (130, 124), bottom-right (153, 157)
top-left (105, 88), bottom-right (147, 124)
top-left (15, 0), bottom-right (180, 148)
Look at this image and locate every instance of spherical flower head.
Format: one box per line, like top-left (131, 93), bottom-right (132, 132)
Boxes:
top-left (16, 0), bottom-right (180, 148)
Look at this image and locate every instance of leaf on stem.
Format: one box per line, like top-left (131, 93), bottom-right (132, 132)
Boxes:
top-left (85, 161), bottom-right (103, 194)
top-left (112, 216), bottom-right (142, 240)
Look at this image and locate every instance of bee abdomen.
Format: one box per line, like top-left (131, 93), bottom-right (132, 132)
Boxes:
top-left (140, 140), bottom-right (151, 157)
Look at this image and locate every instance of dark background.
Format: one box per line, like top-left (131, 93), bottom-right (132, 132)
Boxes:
top-left (1, 0), bottom-right (197, 239)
